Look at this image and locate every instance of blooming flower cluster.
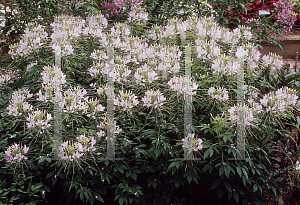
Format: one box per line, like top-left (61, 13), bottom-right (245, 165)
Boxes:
top-left (208, 86), bottom-right (229, 102)
top-left (6, 88), bottom-right (33, 117)
top-left (50, 15), bottom-right (86, 56)
top-left (142, 89), bottom-right (166, 109)
top-left (84, 14), bottom-right (108, 42)
top-left (60, 88), bottom-right (89, 114)
top-left (4, 142), bottom-right (29, 163)
top-left (211, 55), bottom-right (240, 76)
top-left (259, 86), bottom-right (298, 114)
top-left (261, 53), bottom-right (284, 73)
top-left (274, 0), bottom-right (298, 31)
top-left (101, 0), bottom-right (143, 18)
top-left (76, 134), bottom-right (96, 152)
top-left (134, 63), bottom-right (158, 84)
top-left (26, 109), bottom-right (52, 130)
top-left (58, 140), bottom-right (83, 161)
top-left (167, 76), bottom-right (198, 95)
top-left (8, 23), bottom-right (48, 59)
top-left (114, 90), bottom-right (139, 113)
top-left (97, 118), bottom-right (123, 139)
top-left (228, 105), bottom-right (254, 126)
top-left (182, 133), bottom-right (203, 154)
top-left (128, 7), bottom-right (149, 22)
top-left (0, 67), bottom-right (20, 88)
top-left (36, 65), bottom-right (67, 103)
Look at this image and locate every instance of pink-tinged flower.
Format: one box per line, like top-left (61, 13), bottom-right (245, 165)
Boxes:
top-left (142, 89), bottom-right (166, 109)
top-left (4, 143), bottom-right (29, 163)
top-left (102, 1), bottom-right (112, 9)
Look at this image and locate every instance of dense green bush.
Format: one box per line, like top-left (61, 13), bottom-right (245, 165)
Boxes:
top-left (1, 1), bottom-right (300, 205)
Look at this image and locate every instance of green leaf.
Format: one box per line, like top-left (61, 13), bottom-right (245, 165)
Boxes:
top-left (242, 167), bottom-right (248, 179)
top-left (233, 191), bottom-right (239, 202)
top-left (187, 174), bottom-right (192, 184)
top-left (223, 180), bottom-right (232, 193)
top-left (253, 184), bottom-right (258, 192)
top-left (224, 165), bottom-right (230, 178)
top-left (211, 178), bottom-right (221, 190)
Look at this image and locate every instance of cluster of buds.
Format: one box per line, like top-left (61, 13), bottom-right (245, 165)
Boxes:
top-left (6, 88), bottom-right (33, 117)
top-left (4, 142), bottom-right (29, 163)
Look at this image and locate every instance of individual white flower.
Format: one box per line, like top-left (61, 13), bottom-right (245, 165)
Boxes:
top-left (296, 160), bottom-right (300, 171)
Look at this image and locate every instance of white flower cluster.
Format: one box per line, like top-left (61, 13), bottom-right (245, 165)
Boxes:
top-left (261, 53), bottom-right (284, 73)
top-left (61, 88), bottom-right (89, 114)
top-left (26, 109), bottom-right (52, 130)
top-left (113, 64), bottom-right (132, 83)
top-left (50, 15), bottom-right (85, 56)
top-left (6, 88), bottom-right (33, 117)
top-left (228, 105), bottom-right (254, 126)
top-left (58, 138), bottom-right (93, 161)
top-left (8, 23), bottom-right (48, 59)
top-left (134, 63), bottom-right (158, 84)
top-left (76, 134), bottom-right (96, 152)
top-left (182, 133), bottom-right (203, 154)
top-left (97, 119), bottom-right (123, 139)
top-left (142, 89), bottom-right (166, 109)
top-left (208, 86), bottom-right (229, 102)
top-left (128, 7), bottom-right (149, 22)
top-left (114, 90), bottom-right (139, 113)
top-left (259, 87), bottom-right (298, 114)
top-left (211, 55), bottom-right (240, 76)
top-left (36, 65), bottom-right (67, 103)
top-left (84, 97), bottom-right (106, 118)
top-left (0, 68), bottom-right (20, 87)
top-left (4, 142), bottom-right (29, 163)
top-left (167, 76), bottom-right (198, 95)
top-left (195, 39), bottom-right (221, 60)
top-left (82, 14), bottom-right (108, 45)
